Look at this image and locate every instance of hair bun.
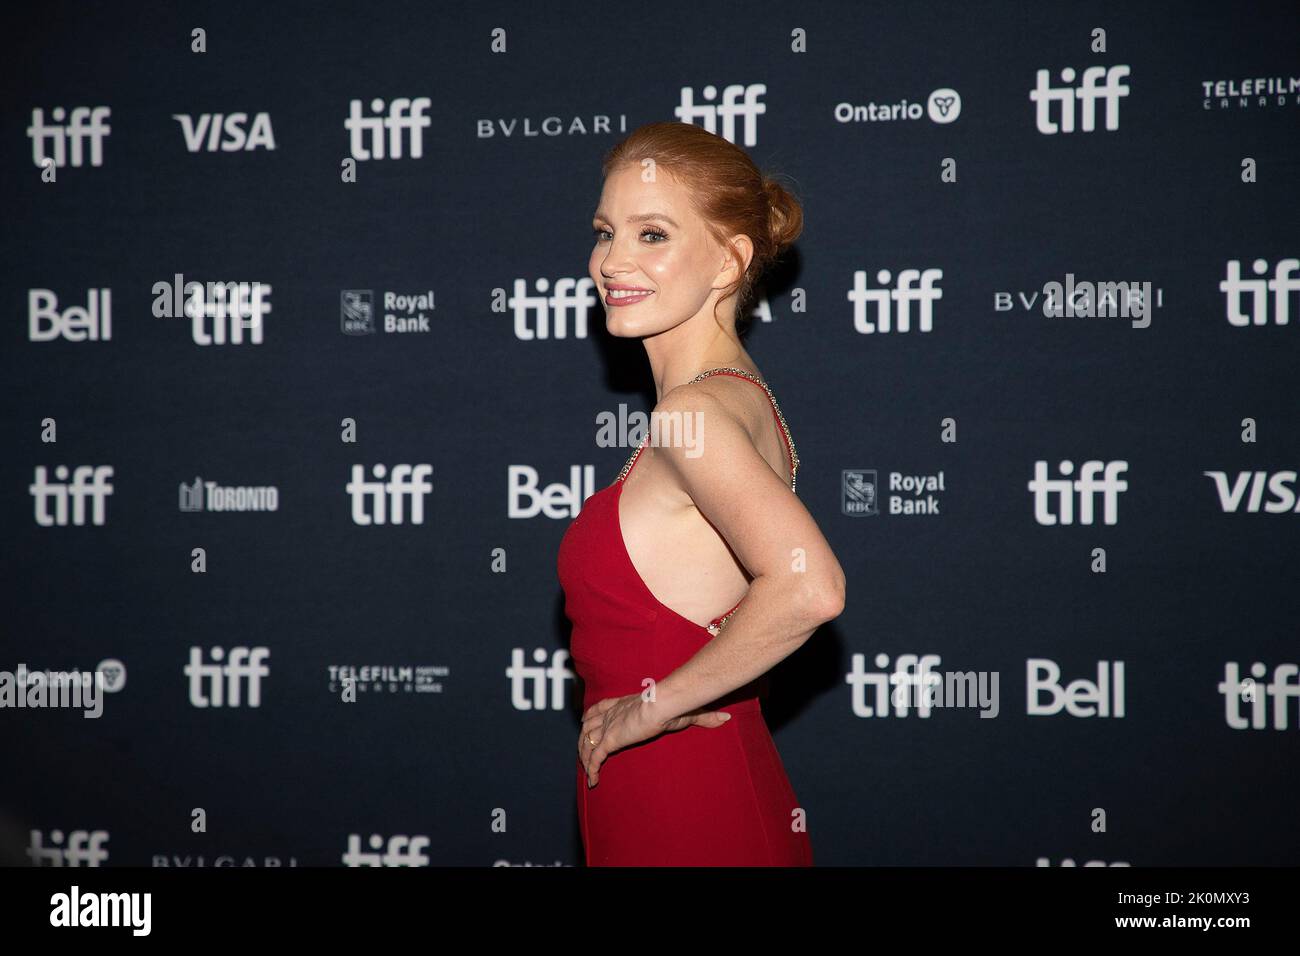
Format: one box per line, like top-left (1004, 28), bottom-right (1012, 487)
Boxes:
top-left (762, 176), bottom-right (803, 253)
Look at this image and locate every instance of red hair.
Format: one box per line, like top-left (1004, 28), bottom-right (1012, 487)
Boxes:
top-left (601, 121), bottom-right (803, 334)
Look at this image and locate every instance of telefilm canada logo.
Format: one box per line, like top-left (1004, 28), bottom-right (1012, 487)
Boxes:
top-left (1201, 73), bottom-right (1300, 110)
top-left (326, 664), bottom-right (448, 695)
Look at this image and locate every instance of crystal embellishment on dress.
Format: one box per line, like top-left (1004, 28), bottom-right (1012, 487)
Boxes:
top-left (615, 366), bottom-right (800, 636)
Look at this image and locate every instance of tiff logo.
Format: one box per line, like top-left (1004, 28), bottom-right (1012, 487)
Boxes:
top-left (508, 277), bottom-right (598, 339)
top-left (28, 829), bottom-right (110, 866)
top-left (342, 834), bottom-right (431, 866)
top-left (185, 647), bottom-right (270, 707)
top-left (1219, 662), bottom-right (1300, 730)
top-left (150, 274), bottom-right (271, 344)
top-left (506, 648), bottom-right (574, 710)
top-left (187, 282), bottom-right (271, 345)
top-left (674, 83), bottom-right (766, 146)
top-left (346, 464), bottom-right (434, 524)
top-left (30, 466), bottom-right (114, 526)
top-left (27, 107), bottom-right (111, 167)
top-left (1220, 258), bottom-right (1300, 326)
top-left (1028, 460), bottom-right (1128, 525)
top-left (1031, 65), bottom-right (1131, 134)
top-left (345, 97), bottom-right (432, 160)
top-left (845, 653), bottom-right (1000, 718)
top-left (849, 268), bottom-right (943, 334)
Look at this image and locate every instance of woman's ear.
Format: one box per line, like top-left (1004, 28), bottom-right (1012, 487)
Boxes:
top-left (718, 234), bottom-right (754, 286)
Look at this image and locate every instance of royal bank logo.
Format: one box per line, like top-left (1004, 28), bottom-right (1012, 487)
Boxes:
top-left (341, 290), bottom-right (374, 335)
top-left (844, 469), bottom-right (946, 515)
top-left (341, 289), bottom-right (435, 335)
top-left (842, 470), bottom-right (878, 516)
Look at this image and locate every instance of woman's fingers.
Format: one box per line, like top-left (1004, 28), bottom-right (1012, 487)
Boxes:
top-left (580, 697), bottom-right (618, 723)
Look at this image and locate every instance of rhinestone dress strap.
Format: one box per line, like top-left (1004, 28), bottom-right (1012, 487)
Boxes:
top-left (615, 366), bottom-right (800, 493)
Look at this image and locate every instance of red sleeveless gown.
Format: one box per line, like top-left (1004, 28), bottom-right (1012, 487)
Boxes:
top-left (557, 367), bottom-right (813, 866)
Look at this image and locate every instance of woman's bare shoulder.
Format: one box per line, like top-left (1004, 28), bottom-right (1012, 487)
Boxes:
top-left (654, 372), bottom-right (769, 446)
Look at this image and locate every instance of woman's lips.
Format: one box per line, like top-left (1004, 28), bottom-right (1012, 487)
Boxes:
top-left (605, 290), bottom-right (654, 306)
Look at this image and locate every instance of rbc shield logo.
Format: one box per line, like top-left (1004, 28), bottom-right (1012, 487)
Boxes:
top-left (341, 290), bottom-right (374, 335)
top-left (843, 470), bottom-right (878, 516)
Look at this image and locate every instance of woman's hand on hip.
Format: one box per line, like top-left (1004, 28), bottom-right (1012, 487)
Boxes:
top-left (578, 695), bottom-right (732, 788)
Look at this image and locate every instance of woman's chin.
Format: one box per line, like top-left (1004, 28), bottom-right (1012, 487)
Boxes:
top-left (604, 314), bottom-right (647, 338)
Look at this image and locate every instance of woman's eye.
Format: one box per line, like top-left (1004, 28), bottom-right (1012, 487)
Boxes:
top-left (591, 227), bottom-right (668, 242)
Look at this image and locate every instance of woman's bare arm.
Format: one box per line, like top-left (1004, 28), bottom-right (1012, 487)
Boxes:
top-left (640, 383), bottom-right (845, 725)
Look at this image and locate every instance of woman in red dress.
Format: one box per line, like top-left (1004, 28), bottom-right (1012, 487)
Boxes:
top-left (557, 122), bottom-right (845, 866)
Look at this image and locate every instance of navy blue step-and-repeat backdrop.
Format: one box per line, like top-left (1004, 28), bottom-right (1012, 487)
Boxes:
top-left (2, 0), bottom-right (1297, 866)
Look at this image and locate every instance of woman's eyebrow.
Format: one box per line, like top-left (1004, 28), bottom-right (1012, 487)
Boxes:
top-left (592, 212), bottom-right (680, 228)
